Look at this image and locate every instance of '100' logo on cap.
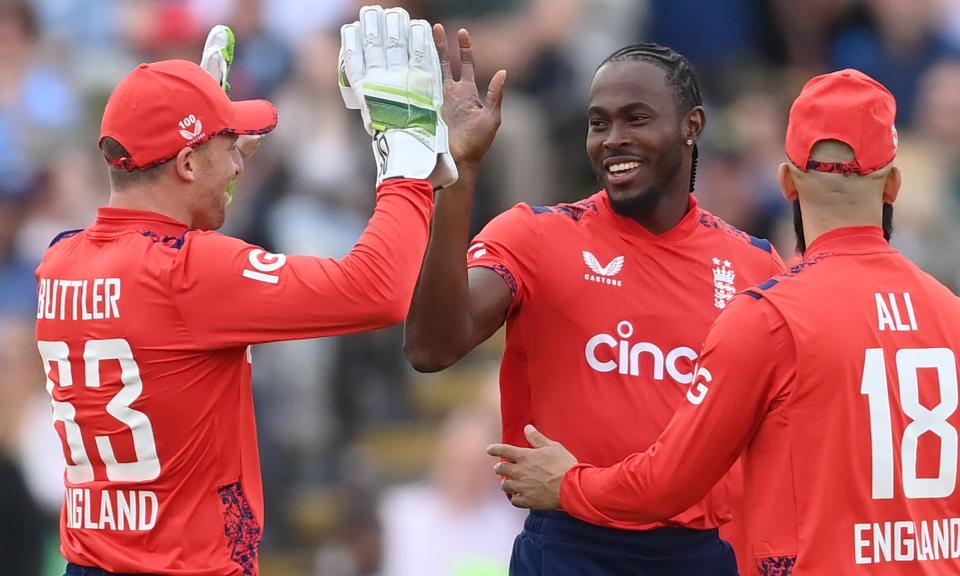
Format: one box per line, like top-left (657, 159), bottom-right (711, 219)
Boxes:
top-left (178, 114), bottom-right (205, 142)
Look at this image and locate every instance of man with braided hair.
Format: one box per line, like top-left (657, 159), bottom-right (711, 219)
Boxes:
top-left (488, 68), bottom-right (960, 576)
top-left (405, 35), bottom-right (785, 575)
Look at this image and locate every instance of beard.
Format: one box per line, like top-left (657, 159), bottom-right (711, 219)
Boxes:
top-left (793, 201), bottom-right (894, 255)
top-left (607, 183), bottom-right (668, 219)
top-left (600, 143), bottom-right (684, 221)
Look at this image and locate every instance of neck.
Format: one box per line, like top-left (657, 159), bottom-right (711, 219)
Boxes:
top-left (633, 151), bottom-right (694, 234)
top-left (800, 201), bottom-right (884, 250)
top-left (108, 186), bottom-right (191, 226)
top-left (630, 189), bottom-right (690, 234)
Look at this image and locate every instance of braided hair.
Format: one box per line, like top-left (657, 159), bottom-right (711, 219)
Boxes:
top-left (599, 43), bottom-right (703, 192)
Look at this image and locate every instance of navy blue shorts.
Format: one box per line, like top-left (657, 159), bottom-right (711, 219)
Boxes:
top-left (65, 563), bottom-right (159, 576)
top-left (510, 510), bottom-right (739, 576)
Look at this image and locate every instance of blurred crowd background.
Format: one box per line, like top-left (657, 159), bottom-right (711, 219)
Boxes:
top-left (3, 0), bottom-right (960, 574)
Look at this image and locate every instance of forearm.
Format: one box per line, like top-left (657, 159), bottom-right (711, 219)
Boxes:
top-left (404, 166), bottom-right (479, 371)
top-left (561, 452), bottom-right (714, 525)
top-left (329, 178), bottom-right (436, 326)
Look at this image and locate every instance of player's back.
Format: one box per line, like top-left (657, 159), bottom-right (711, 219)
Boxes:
top-left (745, 227), bottom-right (960, 574)
top-left (36, 213), bottom-right (262, 575)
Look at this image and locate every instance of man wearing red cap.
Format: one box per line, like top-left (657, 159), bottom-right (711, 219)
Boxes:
top-left (488, 69), bottom-right (960, 575)
top-left (35, 7), bottom-right (454, 576)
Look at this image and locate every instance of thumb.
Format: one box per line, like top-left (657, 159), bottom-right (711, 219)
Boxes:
top-left (485, 69), bottom-right (507, 112)
top-left (524, 424), bottom-right (553, 448)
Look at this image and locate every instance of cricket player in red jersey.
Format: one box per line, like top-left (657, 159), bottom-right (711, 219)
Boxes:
top-left (36, 7), bottom-right (457, 575)
top-left (404, 32), bottom-right (785, 575)
top-left (489, 69), bottom-right (960, 575)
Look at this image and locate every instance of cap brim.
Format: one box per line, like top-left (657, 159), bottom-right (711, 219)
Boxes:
top-left (224, 99), bottom-right (278, 136)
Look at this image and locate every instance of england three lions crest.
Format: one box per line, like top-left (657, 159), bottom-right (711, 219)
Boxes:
top-left (712, 258), bottom-right (735, 309)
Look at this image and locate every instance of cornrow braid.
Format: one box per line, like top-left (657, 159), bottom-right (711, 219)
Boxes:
top-left (600, 43), bottom-right (703, 192)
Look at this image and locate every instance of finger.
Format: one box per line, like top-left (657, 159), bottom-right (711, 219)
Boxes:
top-left (458, 28), bottom-right (475, 83)
top-left (524, 424), bottom-right (557, 448)
top-left (433, 23), bottom-right (453, 84)
top-left (339, 22), bottom-right (363, 109)
top-left (493, 460), bottom-right (518, 478)
top-left (383, 8), bottom-right (409, 71)
top-left (509, 493), bottom-right (533, 509)
top-left (486, 443), bottom-right (523, 461)
top-left (501, 478), bottom-right (520, 495)
top-left (409, 19), bottom-right (431, 73)
top-left (339, 22), bottom-right (364, 83)
top-left (485, 69), bottom-right (507, 112)
top-left (359, 5), bottom-right (386, 71)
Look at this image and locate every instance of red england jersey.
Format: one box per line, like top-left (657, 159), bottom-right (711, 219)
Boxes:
top-left (35, 179), bottom-right (434, 575)
top-left (562, 226), bottom-right (960, 575)
top-left (469, 190), bottom-right (784, 532)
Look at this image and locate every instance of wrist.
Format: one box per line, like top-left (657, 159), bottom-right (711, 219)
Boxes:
top-left (454, 160), bottom-right (481, 178)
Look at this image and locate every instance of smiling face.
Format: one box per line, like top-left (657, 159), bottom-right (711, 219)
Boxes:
top-left (187, 134), bottom-right (244, 230)
top-left (586, 60), bottom-right (695, 219)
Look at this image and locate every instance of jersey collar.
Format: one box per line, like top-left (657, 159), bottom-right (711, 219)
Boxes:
top-left (90, 207), bottom-right (191, 237)
top-left (804, 225), bottom-right (891, 258)
top-left (599, 190), bottom-right (700, 242)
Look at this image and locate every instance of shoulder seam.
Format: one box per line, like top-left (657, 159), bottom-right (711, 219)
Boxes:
top-left (48, 229), bottom-right (84, 248)
top-left (748, 235), bottom-right (773, 254)
top-left (697, 209), bottom-right (773, 254)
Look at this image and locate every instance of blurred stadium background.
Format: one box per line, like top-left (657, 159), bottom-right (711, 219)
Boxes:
top-left (3, 0), bottom-right (960, 574)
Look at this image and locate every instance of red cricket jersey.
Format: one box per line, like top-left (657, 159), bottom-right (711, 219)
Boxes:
top-left (34, 179), bottom-right (434, 575)
top-left (562, 226), bottom-right (960, 575)
top-left (469, 190), bottom-right (784, 532)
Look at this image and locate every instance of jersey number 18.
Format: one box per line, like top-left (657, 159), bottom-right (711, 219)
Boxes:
top-left (861, 347), bottom-right (958, 500)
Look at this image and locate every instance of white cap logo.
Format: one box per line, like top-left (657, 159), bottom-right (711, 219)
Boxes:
top-left (178, 114), bottom-right (204, 142)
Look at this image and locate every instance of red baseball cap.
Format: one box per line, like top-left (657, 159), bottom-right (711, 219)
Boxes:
top-left (100, 59), bottom-right (278, 170)
top-left (786, 69), bottom-right (897, 175)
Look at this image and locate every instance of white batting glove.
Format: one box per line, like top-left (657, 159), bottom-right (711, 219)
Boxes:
top-left (339, 5), bottom-right (458, 188)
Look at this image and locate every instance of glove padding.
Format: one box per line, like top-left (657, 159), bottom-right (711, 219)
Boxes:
top-left (200, 25), bottom-right (263, 160)
top-left (339, 5), bottom-right (457, 188)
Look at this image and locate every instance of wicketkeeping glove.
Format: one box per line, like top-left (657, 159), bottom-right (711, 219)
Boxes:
top-left (339, 5), bottom-right (457, 188)
top-left (200, 25), bottom-right (263, 160)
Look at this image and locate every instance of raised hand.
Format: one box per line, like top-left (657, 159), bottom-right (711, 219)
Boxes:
top-left (434, 24), bottom-right (507, 168)
top-left (200, 25), bottom-right (264, 161)
top-left (339, 6), bottom-right (457, 188)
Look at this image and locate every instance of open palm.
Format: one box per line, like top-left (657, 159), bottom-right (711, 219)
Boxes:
top-left (433, 24), bottom-right (507, 167)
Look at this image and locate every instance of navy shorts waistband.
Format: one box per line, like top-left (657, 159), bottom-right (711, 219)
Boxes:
top-left (523, 510), bottom-right (721, 554)
top-left (66, 563), bottom-right (160, 576)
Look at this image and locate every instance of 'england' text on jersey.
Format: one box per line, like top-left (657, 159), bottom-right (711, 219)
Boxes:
top-left (65, 487), bottom-right (158, 531)
top-left (855, 518), bottom-right (960, 565)
top-left (37, 278), bottom-right (121, 321)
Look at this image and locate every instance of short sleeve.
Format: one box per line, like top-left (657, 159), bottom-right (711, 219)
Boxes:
top-left (467, 203), bottom-right (542, 310)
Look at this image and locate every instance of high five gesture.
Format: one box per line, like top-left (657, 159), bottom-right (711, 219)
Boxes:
top-left (434, 24), bottom-right (506, 168)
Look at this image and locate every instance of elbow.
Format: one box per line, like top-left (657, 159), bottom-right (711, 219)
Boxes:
top-left (371, 281), bottom-right (414, 327)
top-left (403, 341), bottom-right (460, 373)
top-left (640, 489), bottom-right (701, 523)
top-left (375, 296), bottom-right (409, 328)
